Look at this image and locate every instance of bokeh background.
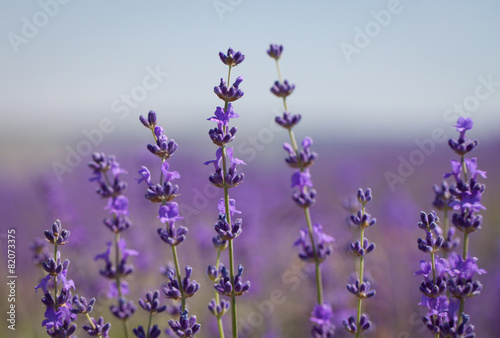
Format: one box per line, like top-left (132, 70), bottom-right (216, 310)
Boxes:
top-left (1, 0), bottom-right (499, 337)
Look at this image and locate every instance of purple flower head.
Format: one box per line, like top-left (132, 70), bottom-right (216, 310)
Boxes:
top-left (44, 219), bottom-right (71, 246)
top-left (275, 111), bottom-right (302, 129)
top-left (136, 166), bottom-right (152, 185)
top-left (95, 242), bottom-right (112, 265)
top-left (161, 162), bottom-right (181, 182)
top-left (118, 238), bottom-right (138, 262)
top-left (214, 77), bottom-right (244, 102)
top-left (227, 147), bottom-right (246, 172)
top-left (291, 169), bottom-right (313, 189)
top-left (343, 314), bottom-right (371, 335)
top-left (284, 137), bottom-right (318, 169)
top-left (208, 298), bottom-right (230, 318)
top-left (214, 213), bottom-right (242, 241)
top-left (310, 303), bottom-right (334, 326)
top-left (267, 44), bottom-right (283, 60)
top-left (448, 117), bottom-right (478, 155)
top-left (310, 303), bottom-right (335, 337)
top-left (158, 202), bottom-right (184, 225)
top-left (83, 316), bottom-right (111, 338)
top-left (415, 257), bottom-right (449, 281)
top-left (139, 110), bottom-right (157, 129)
top-left (147, 126), bottom-right (178, 159)
top-left (106, 195), bottom-right (129, 216)
top-left (466, 157), bottom-right (487, 181)
top-left (432, 181), bottom-right (454, 211)
top-left (158, 222), bottom-right (188, 247)
top-left (451, 210), bottom-right (483, 233)
top-left (208, 104), bottom-right (239, 127)
top-left (294, 224), bottom-right (334, 263)
top-left (138, 290), bottom-right (167, 314)
top-left (270, 80), bottom-right (295, 98)
top-left (218, 198), bottom-right (241, 217)
top-left (455, 117), bottom-right (473, 139)
top-left (214, 264), bottom-right (250, 297)
top-left (110, 298), bottom-right (136, 320)
top-left (443, 160), bottom-right (462, 182)
top-left (447, 253), bottom-right (486, 280)
top-left (42, 306), bottom-right (77, 336)
top-left (71, 296), bottom-right (96, 315)
top-left (204, 148), bottom-right (223, 172)
top-left (219, 47), bottom-right (245, 67)
top-left (133, 325), bottom-right (161, 338)
top-left (168, 310), bottom-right (201, 337)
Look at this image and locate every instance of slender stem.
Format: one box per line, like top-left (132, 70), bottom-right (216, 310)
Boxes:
top-left (304, 207), bottom-right (323, 304)
top-left (114, 232), bottom-right (123, 298)
top-left (228, 239), bottom-right (237, 338)
top-left (171, 245), bottom-right (186, 312)
top-left (355, 216), bottom-right (366, 338)
top-left (220, 142), bottom-right (237, 338)
top-left (214, 250), bottom-right (225, 338)
top-left (53, 244), bottom-right (59, 311)
top-left (146, 312), bottom-right (153, 338)
top-left (85, 313), bottom-right (103, 338)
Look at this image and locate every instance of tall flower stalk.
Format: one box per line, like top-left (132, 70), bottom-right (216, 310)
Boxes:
top-left (89, 153), bottom-right (137, 338)
top-left (204, 47), bottom-right (250, 338)
top-left (267, 44), bottom-right (334, 336)
top-left (343, 189), bottom-right (376, 337)
top-left (35, 219), bottom-right (111, 337)
top-left (416, 117), bottom-right (485, 337)
top-left (137, 111), bottom-right (201, 337)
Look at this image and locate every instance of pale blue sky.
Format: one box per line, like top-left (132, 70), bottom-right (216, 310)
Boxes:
top-left (1, 0), bottom-right (500, 155)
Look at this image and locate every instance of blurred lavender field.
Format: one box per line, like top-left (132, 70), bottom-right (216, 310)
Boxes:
top-left (1, 125), bottom-right (499, 337)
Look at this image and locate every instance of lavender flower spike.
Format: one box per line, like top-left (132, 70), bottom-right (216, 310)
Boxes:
top-left (137, 111), bottom-right (201, 335)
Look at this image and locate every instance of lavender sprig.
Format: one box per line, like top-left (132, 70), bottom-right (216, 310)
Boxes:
top-left (36, 220), bottom-right (111, 337)
top-left (267, 43), bottom-right (334, 335)
top-left (343, 189), bottom-right (376, 337)
top-left (445, 117), bottom-right (486, 329)
top-left (137, 111), bottom-right (201, 334)
top-left (89, 152), bottom-right (136, 337)
top-left (204, 47), bottom-right (249, 338)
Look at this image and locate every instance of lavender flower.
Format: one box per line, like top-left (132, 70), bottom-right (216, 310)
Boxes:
top-left (205, 47), bottom-right (249, 338)
top-left (267, 43), bottom-right (334, 334)
top-left (89, 152), bottom-right (135, 336)
top-left (344, 188), bottom-right (376, 336)
top-left (36, 220), bottom-right (110, 337)
top-left (137, 110), bottom-right (200, 334)
top-left (168, 310), bottom-right (201, 338)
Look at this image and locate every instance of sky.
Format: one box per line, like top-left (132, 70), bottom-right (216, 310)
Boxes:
top-left (1, 0), bottom-right (500, 169)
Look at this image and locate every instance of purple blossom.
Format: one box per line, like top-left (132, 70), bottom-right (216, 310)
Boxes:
top-left (267, 44), bottom-right (283, 60)
top-left (214, 77), bottom-right (244, 102)
top-left (291, 169), bottom-right (313, 189)
top-left (447, 253), bottom-right (486, 280)
top-left (270, 79), bottom-right (295, 98)
top-left (218, 198), bottom-right (241, 217)
top-left (158, 202), bottom-right (184, 225)
top-left (207, 104), bottom-right (239, 127)
top-left (219, 47), bottom-right (245, 66)
top-left (136, 166), bottom-right (152, 185)
top-left (455, 116), bottom-right (473, 139)
top-left (161, 162), bottom-right (181, 182)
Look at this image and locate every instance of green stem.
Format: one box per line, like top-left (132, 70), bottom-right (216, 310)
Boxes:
top-left (85, 313), bottom-right (103, 338)
top-left (114, 233), bottom-right (123, 298)
top-left (171, 245), bottom-right (186, 312)
top-left (221, 143), bottom-right (237, 337)
top-left (146, 312), bottom-right (153, 338)
top-left (53, 244), bottom-right (59, 311)
top-left (304, 207), bottom-right (323, 305)
top-left (214, 250), bottom-right (225, 338)
top-left (355, 216), bottom-right (366, 338)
